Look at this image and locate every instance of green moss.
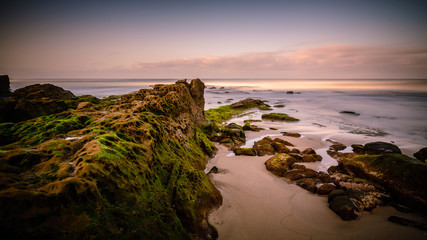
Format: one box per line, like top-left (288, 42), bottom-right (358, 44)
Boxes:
top-left (262, 113), bottom-right (299, 121)
top-left (258, 105), bottom-right (272, 110)
top-left (274, 104), bottom-right (285, 108)
top-left (1, 113), bottom-right (92, 147)
top-left (205, 101), bottom-right (261, 124)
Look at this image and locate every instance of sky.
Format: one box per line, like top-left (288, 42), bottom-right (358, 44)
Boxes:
top-left (1, 0), bottom-right (427, 79)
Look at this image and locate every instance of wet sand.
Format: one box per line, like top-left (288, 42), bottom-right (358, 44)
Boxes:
top-left (207, 128), bottom-right (427, 240)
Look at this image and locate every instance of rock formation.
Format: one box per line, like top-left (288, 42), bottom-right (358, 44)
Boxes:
top-left (0, 75), bottom-right (11, 98)
top-left (0, 79), bottom-right (222, 239)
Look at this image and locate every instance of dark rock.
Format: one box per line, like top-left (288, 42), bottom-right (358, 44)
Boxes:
top-left (12, 84), bottom-right (75, 99)
top-left (208, 166), bottom-right (219, 174)
top-left (1, 84), bottom-right (77, 122)
top-left (234, 147), bottom-right (256, 156)
top-left (414, 147), bottom-right (427, 162)
top-left (351, 144), bottom-right (365, 154)
top-left (253, 137), bottom-right (275, 156)
top-left (290, 148), bottom-right (300, 154)
top-left (282, 132), bottom-right (301, 138)
top-left (273, 138), bottom-right (294, 147)
top-left (340, 111), bottom-right (360, 116)
top-left (363, 141), bottom-right (402, 154)
top-left (271, 141), bottom-right (290, 153)
top-left (230, 98), bottom-right (264, 109)
top-left (339, 153), bottom-right (427, 211)
top-left (328, 189), bottom-right (347, 203)
top-left (0, 75), bottom-right (11, 98)
top-left (265, 153), bottom-right (296, 176)
top-left (317, 183), bottom-right (336, 195)
top-left (388, 216), bottom-right (427, 231)
top-left (329, 195), bottom-right (358, 220)
top-left (283, 168), bottom-right (318, 181)
top-left (318, 171), bottom-right (332, 183)
top-left (327, 140), bottom-right (346, 152)
top-left (286, 91), bottom-right (294, 94)
top-left (302, 154), bottom-right (322, 162)
top-left (302, 148), bottom-right (316, 155)
top-left (296, 178), bottom-right (317, 193)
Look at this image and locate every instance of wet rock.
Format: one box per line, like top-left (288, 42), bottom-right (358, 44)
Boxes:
top-left (328, 189), bottom-right (347, 202)
top-left (234, 147), bottom-right (256, 156)
top-left (230, 98), bottom-right (264, 109)
top-left (282, 132), bottom-right (301, 138)
top-left (265, 153), bottom-right (296, 176)
top-left (326, 140), bottom-right (346, 152)
top-left (363, 141), bottom-right (402, 154)
top-left (262, 112), bottom-right (299, 121)
top-left (388, 216), bottom-right (427, 231)
top-left (208, 166), bottom-right (219, 174)
top-left (317, 183), bottom-right (336, 195)
top-left (273, 138), bottom-right (294, 147)
top-left (413, 147), bottom-right (427, 162)
top-left (318, 171), bottom-right (332, 183)
top-left (296, 178), bottom-right (317, 193)
top-left (340, 111), bottom-right (360, 116)
top-left (302, 148), bottom-right (316, 155)
top-left (351, 144), bottom-right (365, 154)
top-left (328, 195), bottom-right (358, 220)
top-left (339, 153), bottom-right (427, 211)
top-left (253, 137), bottom-right (275, 156)
top-left (271, 141), bottom-right (291, 153)
top-left (242, 122), bottom-right (262, 132)
top-left (302, 154), bottom-right (322, 162)
top-left (283, 167), bottom-right (318, 181)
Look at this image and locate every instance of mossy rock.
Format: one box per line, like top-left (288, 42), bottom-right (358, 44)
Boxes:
top-left (262, 113), bottom-right (299, 122)
top-left (265, 153), bottom-right (296, 176)
top-left (234, 147), bottom-right (256, 156)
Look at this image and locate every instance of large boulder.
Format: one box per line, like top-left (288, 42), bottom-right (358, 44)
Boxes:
top-left (0, 84), bottom-right (76, 123)
top-left (363, 142), bottom-right (402, 155)
top-left (339, 153), bottom-right (427, 211)
top-left (12, 84), bottom-right (75, 99)
top-left (265, 153), bottom-right (296, 176)
top-left (329, 195), bottom-right (358, 220)
top-left (0, 75), bottom-right (11, 98)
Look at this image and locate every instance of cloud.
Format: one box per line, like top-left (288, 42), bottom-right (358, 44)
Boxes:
top-left (131, 45), bottom-right (427, 78)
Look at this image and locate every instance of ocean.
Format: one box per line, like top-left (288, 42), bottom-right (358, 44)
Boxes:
top-left (10, 78), bottom-right (427, 155)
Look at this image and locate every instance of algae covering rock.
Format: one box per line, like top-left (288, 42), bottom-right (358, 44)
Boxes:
top-left (265, 153), bottom-right (296, 176)
top-left (0, 79), bottom-right (222, 240)
top-left (261, 112), bottom-right (299, 121)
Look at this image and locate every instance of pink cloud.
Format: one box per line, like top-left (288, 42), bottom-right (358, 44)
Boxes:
top-left (130, 45), bottom-right (427, 78)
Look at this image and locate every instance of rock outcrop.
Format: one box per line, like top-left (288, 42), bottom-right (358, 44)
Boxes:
top-left (0, 84), bottom-right (77, 123)
top-left (0, 75), bottom-right (11, 98)
top-left (0, 79), bottom-right (222, 239)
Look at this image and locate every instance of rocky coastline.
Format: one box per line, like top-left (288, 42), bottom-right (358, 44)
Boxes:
top-left (205, 98), bottom-right (427, 232)
top-left (0, 79), bottom-right (222, 239)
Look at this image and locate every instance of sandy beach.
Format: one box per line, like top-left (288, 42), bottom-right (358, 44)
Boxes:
top-left (207, 125), bottom-right (427, 240)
